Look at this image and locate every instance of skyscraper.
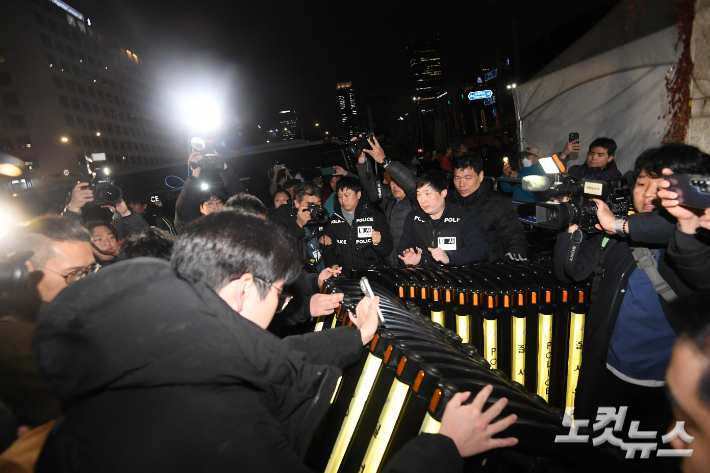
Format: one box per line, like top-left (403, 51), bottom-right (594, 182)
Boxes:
top-left (336, 81), bottom-right (357, 136)
top-left (278, 110), bottom-right (298, 140)
top-left (0, 0), bottom-right (186, 191)
top-left (408, 40), bottom-right (443, 104)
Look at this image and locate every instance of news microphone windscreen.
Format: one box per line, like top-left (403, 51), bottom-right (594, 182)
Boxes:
top-left (521, 175), bottom-right (550, 192)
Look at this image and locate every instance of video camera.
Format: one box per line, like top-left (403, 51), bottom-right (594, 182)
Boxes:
top-left (306, 202), bottom-right (329, 226)
top-left (534, 174), bottom-right (633, 232)
top-left (84, 153), bottom-right (123, 205)
top-left (189, 137), bottom-right (224, 170)
top-left (344, 131), bottom-right (375, 160)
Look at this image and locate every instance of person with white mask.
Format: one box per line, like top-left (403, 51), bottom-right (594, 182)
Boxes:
top-left (500, 145), bottom-right (548, 202)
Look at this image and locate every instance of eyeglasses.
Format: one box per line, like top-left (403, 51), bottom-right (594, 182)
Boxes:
top-left (30, 261), bottom-right (100, 284)
top-left (253, 276), bottom-right (292, 313)
top-left (202, 200), bottom-right (223, 209)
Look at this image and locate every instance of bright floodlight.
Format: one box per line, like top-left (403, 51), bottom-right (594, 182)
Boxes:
top-left (0, 153), bottom-right (24, 177)
top-left (538, 154), bottom-right (566, 174)
top-left (201, 182), bottom-right (209, 191)
top-left (180, 93), bottom-right (224, 133)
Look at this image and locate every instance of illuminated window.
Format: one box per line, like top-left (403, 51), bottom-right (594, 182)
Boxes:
top-left (16, 136), bottom-right (31, 149)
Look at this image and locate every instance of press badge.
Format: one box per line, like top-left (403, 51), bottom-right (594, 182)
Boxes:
top-left (358, 226), bottom-right (373, 238)
top-left (438, 237), bottom-right (457, 251)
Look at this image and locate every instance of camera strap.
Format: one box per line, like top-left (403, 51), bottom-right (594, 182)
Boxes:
top-left (631, 247), bottom-right (679, 302)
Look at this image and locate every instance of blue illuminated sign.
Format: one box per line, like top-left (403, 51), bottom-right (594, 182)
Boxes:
top-left (485, 69), bottom-right (497, 82)
top-left (468, 90), bottom-right (493, 100)
top-left (484, 96), bottom-right (496, 106)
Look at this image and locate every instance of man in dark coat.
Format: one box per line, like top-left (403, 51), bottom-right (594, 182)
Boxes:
top-left (357, 136), bottom-right (418, 268)
top-left (566, 137), bottom-right (623, 181)
top-left (32, 211), bottom-right (518, 473)
top-left (398, 171), bottom-right (489, 266)
top-left (448, 154), bottom-right (527, 262)
top-left (323, 177), bottom-right (393, 273)
top-left (554, 144), bottom-right (710, 466)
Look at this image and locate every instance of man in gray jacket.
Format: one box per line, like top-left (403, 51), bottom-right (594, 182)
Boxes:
top-left (357, 136), bottom-right (418, 267)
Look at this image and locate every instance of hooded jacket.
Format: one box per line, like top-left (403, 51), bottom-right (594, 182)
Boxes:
top-left (447, 179), bottom-right (527, 261)
top-left (32, 258), bottom-right (362, 473)
top-left (323, 198), bottom-right (393, 272)
top-left (567, 159), bottom-right (622, 181)
top-left (357, 159), bottom-right (418, 267)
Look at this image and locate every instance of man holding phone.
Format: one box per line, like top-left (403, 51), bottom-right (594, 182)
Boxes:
top-left (566, 137), bottom-right (622, 181)
top-left (558, 133), bottom-right (581, 165)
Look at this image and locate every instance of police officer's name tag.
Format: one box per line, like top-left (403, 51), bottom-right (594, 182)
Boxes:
top-left (358, 226), bottom-right (372, 238)
top-left (438, 237), bottom-right (457, 251)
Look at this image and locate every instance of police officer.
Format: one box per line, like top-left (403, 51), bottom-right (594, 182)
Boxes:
top-left (398, 171), bottom-right (489, 266)
top-left (323, 177), bottom-right (393, 274)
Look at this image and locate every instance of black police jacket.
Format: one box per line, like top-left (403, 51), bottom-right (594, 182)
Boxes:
top-left (323, 198), bottom-right (393, 272)
top-left (397, 202), bottom-right (489, 266)
top-left (554, 210), bottom-right (699, 421)
top-left (447, 179), bottom-right (527, 262)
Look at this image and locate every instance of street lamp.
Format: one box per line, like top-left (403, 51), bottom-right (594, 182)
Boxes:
top-left (315, 123), bottom-right (319, 127)
top-left (61, 137), bottom-right (68, 142)
top-left (96, 132), bottom-right (101, 136)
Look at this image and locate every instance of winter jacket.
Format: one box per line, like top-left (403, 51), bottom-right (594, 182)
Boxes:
top-left (358, 159), bottom-right (417, 267)
top-left (554, 211), bottom-right (698, 420)
top-left (397, 202), bottom-right (489, 266)
top-left (174, 166), bottom-right (246, 233)
top-left (32, 259), bottom-right (463, 473)
top-left (667, 226), bottom-right (710, 290)
top-left (323, 198), bottom-right (393, 272)
top-left (447, 179), bottom-right (527, 262)
top-left (567, 159), bottom-right (622, 181)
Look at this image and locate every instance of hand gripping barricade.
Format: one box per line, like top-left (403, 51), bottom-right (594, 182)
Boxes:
top-left (305, 258), bottom-right (631, 473)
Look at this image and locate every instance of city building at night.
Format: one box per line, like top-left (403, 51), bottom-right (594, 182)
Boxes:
top-left (336, 81), bottom-right (358, 136)
top-left (278, 110), bottom-right (298, 140)
top-left (407, 40), bottom-right (443, 105)
top-left (0, 0), bottom-right (186, 192)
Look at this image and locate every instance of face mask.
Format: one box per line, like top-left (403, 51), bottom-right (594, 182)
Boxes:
top-left (522, 158), bottom-right (533, 168)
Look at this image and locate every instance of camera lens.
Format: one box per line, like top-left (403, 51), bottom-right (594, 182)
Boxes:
top-left (101, 185), bottom-right (123, 205)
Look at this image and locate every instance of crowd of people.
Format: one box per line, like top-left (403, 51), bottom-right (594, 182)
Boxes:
top-left (1, 132), bottom-right (710, 473)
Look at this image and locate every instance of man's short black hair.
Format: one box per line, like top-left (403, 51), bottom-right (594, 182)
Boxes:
top-left (1, 215), bottom-right (91, 266)
top-left (118, 228), bottom-right (175, 261)
top-left (634, 143), bottom-right (710, 179)
top-left (416, 171), bottom-right (448, 193)
top-left (293, 182), bottom-right (320, 203)
top-left (85, 220), bottom-right (117, 240)
top-left (199, 189), bottom-right (227, 206)
top-left (453, 154), bottom-right (484, 174)
top-left (171, 211), bottom-right (300, 297)
top-left (283, 179), bottom-right (301, 191)
top-left (224, 193), bottom-right (268, 218)
top-left (589, 137), bottom-right (617, 157)
top-left (126, 193), bottom-right (148, 206)
top-left (336, 176), bottom-right (362, 194)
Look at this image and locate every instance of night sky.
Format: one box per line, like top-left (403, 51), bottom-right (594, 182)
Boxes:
top-left (67, 0), bottom-right (618, 138)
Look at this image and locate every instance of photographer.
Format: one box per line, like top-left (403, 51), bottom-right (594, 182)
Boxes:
top-left (554, 143), bottom-right (710, 460)
top-left (271, 182), bottom-right (328, 273)
top-left (566, 137), bottom-right (622, 180)
top-left (62, 182), bottom-right (149, 238)
top-left (449, 154), bottom-right (527, 262)
top-left (357, 136), bottom-right (418, 268)
top-left (174, 151), bottom-right (246, 233)
top-left (322, 177), bottom-right (393, 274)
top-left (0, 216), bottom-right (94, 430)
top-left (398, 171), bottom-right (489, 266)
top-left (31, 212), bottom-right (517, 473)
top-left (499, 146), bottom-right (547, 202)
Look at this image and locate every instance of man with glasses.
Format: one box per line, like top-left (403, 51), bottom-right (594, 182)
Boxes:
top-left (32, 211), bottom-right (518, 473)
top-left (0, 216), bottom-right (94, 430)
